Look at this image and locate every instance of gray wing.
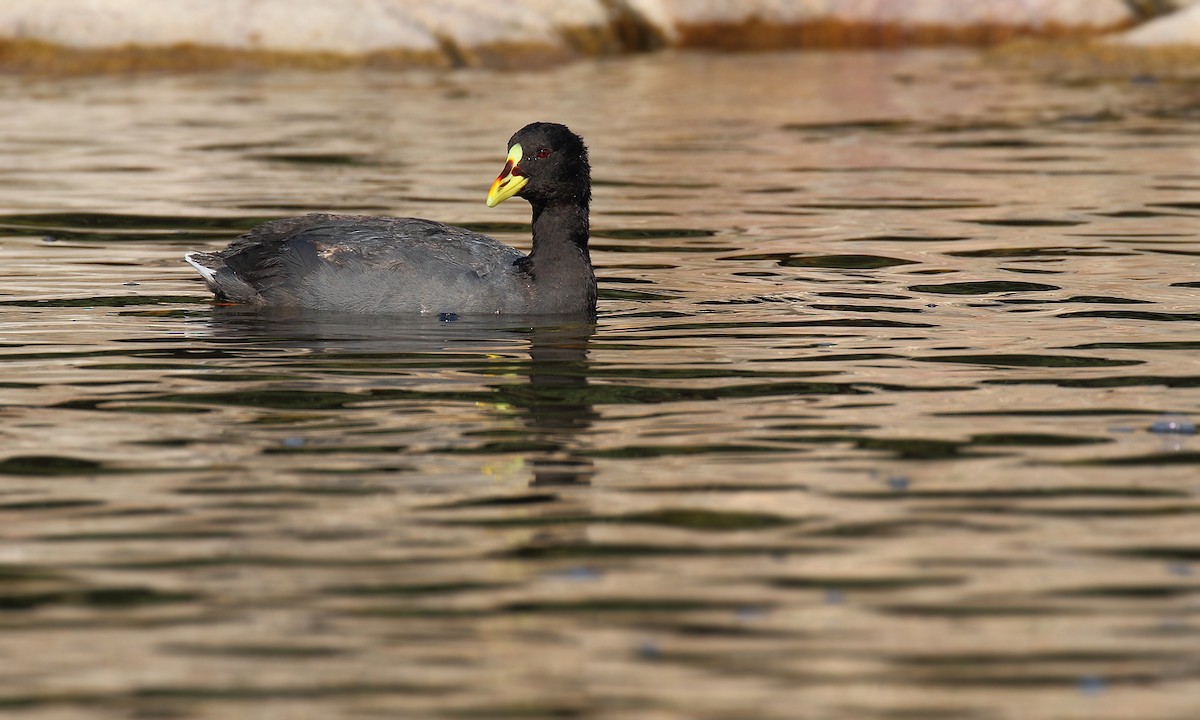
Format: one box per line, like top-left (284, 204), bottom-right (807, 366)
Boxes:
top-left (187, 214), bottom-right (531, 314)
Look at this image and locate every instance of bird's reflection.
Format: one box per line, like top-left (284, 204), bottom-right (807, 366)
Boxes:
top-left (200, 306), bottom-right (597, 486)
top-left (504, 323), bottom-right (597, 486)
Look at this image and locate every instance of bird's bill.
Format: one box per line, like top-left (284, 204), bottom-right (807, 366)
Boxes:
top-left (486, 143), bottom-right (527, 208)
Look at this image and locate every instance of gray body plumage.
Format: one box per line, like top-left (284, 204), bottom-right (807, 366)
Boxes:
top-left (186, 213), bottom-right (542, 315)
top-left (186, 123), bottom-right (597, 317)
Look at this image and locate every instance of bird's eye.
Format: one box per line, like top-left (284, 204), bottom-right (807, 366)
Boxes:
top-left (536, 148), bottom-right (551, 159)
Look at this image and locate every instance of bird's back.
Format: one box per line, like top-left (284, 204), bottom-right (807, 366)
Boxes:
top-left (187, 214), bottom-right (532, 314)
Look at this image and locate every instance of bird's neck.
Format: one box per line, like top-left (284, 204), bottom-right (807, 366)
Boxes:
top-left (527, 200), bottom-right (595, 312)
top-left (530, 201), bottom-right (589, 255)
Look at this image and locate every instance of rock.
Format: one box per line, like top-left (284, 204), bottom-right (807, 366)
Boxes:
top-left (651, 0), bottom-right (1132, 27)
top-left (1125, 0), bottom-right (1200, 20)
top-left (649, 0), bottom-right (1135, 49)
top-left (399, 0), bottom-right (621, 61)
top-left (0, 0), bottom-right (621, 65)
top-left (1114, 3), bottom-right (1200, 45)
top-left (0, 0), bottom-right (440, 54)
top-left (0, 0), bottom-right (1143, 72)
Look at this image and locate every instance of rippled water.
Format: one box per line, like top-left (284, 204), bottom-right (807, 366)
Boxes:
top-left (1, 50), bottom-right (1199, 719)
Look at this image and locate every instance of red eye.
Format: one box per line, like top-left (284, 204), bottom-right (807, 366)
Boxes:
top-left (536, 148), bottom-right (551, 159)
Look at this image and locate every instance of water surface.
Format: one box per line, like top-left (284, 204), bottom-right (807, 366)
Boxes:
top-left (1, 50), bottom-right (1199, 719)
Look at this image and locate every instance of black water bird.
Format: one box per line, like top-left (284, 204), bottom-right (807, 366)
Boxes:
top-left (185, 122), bottom-right (595, 316)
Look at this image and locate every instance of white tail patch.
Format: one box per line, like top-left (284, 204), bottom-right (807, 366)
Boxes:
top-left (184, 252), bottom-right (218, 285)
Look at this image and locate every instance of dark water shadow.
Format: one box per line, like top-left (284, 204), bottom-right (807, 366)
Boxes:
top-left (204, 307), bottom-right (598, 487)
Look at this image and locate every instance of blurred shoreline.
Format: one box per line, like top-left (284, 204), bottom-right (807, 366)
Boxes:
top-left (2, 0), bottom-right (1200, 75)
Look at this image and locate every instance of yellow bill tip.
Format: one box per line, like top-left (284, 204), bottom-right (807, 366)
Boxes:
top-left (485, 143), bottom-right (526, 207)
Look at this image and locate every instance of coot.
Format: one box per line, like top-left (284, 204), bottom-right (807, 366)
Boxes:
top-left (185, 122), bottom-right (595, 316)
